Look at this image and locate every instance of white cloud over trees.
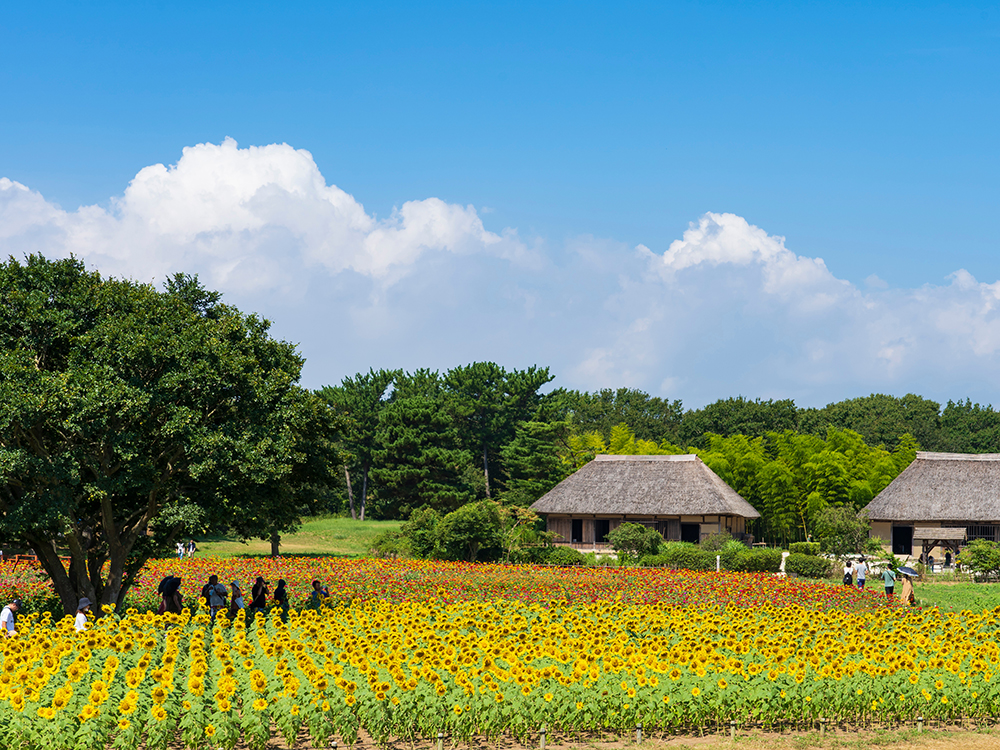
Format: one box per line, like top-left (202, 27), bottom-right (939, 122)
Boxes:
top-left (3, 139), bottom-right (1000, 407)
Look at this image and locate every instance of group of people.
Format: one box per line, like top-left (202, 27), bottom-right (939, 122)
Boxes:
top-left (843, 555), bottom-right (916, 605)
top-left (155, 574), bottom-right (293, 621)
top-left (175, 539), bottom-right (197, 559)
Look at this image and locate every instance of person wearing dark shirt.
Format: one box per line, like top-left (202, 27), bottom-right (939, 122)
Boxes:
top-left (251, 576), bottom-right (269, 612)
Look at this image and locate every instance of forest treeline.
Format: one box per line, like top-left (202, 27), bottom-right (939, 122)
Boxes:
top-left (320, 364), bottom-right (1000, 543)
top-left (16, 257), bottom-right (984, 608)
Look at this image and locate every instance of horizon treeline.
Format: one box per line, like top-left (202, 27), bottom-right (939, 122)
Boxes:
top-left (317, 363), bottom-right (1000, 544)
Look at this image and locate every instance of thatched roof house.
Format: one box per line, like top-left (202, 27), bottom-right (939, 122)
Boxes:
top-left (866, 451), bottom-right (1000, 557)
top-left (531, 455), bottom-right (760, 548)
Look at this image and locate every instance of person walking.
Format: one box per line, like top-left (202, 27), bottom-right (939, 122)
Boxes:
top-left (855, 556), bottom-right (869, 590)
top-left (228, 581), bottom-right (245, 619)
top-left (1, 599), bottom-right (20, 637)
top-left (883, 565), bottom-right (896, 601)
top-left (900, 572), bottom-right (915, 606)
top-left (274, 579), bottom-right (289, 623)
top-left (843, 560), bottom-right (854, 586)
top-left (201, 575), bottom-right (228, 621)
top-left (74, 598), bottom-right (91, 631)
top-left (251, 576), bottom-right (269, 613)
top-left (186, 539), bottom-right (197, 558)
top-left (176, 541), bottom-right (185, 560)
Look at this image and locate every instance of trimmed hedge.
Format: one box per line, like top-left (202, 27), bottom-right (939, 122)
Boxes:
top-left (546, 546), bottom-right (588, 566)
top-left (640, 544), bottom-right (783, 573)
top-left (789, 542), bottom-right (821, 556)
top-left (658, 542), bottom-right (716, 571)
top-left (785, 552), bottom-right (833, 579)
top-left (733, 548), bottom-right (783, 573)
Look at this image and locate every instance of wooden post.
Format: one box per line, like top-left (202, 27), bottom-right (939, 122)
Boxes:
top-left (917, 716), bottom-right (924, 733)
top-left (437, 732), bottom-right (444, 750)
top-left (635, 724), bottom-right (642, 743)
top-left (729, 720), bottom-right (736, 740)
top-left (539, 725), bottom-right (547, 750)
top-left (819, 718), bottom-right (826, 737)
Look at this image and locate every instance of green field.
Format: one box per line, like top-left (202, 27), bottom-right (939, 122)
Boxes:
top-left (914, 580), bottom-right (1000, 612)
top-left (193, 516), bottom-right (400, 557)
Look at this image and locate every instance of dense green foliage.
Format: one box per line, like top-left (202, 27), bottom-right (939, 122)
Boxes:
top-left (785, 553), bottom-right (834, 579)
top-left (606, 522), bottom-right (665, 560)
top-left (789, 542), bottom-right (821, 555)
top-left (0, 257), bottom-right (337, 613)
top-left (957, 539), bottom-right (1000, 580)
top-left (320, 364), bottom-right (1000, 546)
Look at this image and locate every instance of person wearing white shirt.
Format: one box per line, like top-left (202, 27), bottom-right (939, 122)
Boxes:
top-left (0, 599), bottom-right (21, 637)
top-left (74, 597), bottom-right (91, 631)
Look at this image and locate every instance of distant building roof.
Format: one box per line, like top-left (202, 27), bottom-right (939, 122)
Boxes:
top-left (866, 451), bottom-right (1000, 522)
top-left (530, 454), bottom-right (761, 519)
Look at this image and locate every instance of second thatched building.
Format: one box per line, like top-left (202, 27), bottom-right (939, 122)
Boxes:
top-left (866, 451), bottom-right (1000, 559)
top-left (530, 454), bottom-right (762, 548)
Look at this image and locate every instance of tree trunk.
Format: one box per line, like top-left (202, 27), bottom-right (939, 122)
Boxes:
top-left (360, 465), bottom-right (368, 521)
top-left (483, 444), bottom-right (491, 498)
top-left (28, 536), bottom-right (79, 616)
top-left (345, 467), bottom-right (356, 520)
top-left (270, 531), bottom-right (281, 557)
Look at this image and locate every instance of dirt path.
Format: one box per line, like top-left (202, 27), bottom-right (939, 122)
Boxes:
top-left (244, 726), bottom-right (1000, 750)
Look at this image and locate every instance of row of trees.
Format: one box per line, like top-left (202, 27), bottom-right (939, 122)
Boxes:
top-left (5, 256), bottom-right (1000, 610)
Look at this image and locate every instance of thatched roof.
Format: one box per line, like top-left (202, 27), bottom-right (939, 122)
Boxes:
top-left (530, 455), bottom-right (761, 518)
top-left (866, 452), bottom-right (1000, 522)
top-left (912, 527), bottom-right (966, 542)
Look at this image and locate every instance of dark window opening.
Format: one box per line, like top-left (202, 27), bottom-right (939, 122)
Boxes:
top-left (891, 525), bottom-right (913, 556)
top-left (571, 519), bottom-right (583, 543)
top-left (595, 519), bottom-right (610, 543)
top-left (680, 523), bottom-right (700, 544)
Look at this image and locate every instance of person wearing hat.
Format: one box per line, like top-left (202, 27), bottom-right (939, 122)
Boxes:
top-left (75, 598), bottom-right (91, 631)
top-left (228, 581), bottom-right (245, 619)
top-left (0, 599), bottom-right (20, 638)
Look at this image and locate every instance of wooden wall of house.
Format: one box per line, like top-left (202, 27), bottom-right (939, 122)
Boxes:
top-left (547, 516), bottom-right (572, 544)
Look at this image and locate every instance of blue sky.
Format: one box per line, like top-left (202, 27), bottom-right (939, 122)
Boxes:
top-left (2, 2), bottom-right (1000, 408)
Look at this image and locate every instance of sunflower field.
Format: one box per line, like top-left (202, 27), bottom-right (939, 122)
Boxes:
top-left (2, 559), bottom-right (999, 749)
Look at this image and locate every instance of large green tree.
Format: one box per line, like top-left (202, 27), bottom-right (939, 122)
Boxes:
top-left (0, 256), bottom-right (335, 613)
top-left (442, 362), bottom-right (552, 498)
top-left (798, 393), bottom-right (943, 451)
top-left (680, 397), bottom-right (798, 445)
top-left (561, 387), bottom-right (684, 443)
top-left (319, 368), bottom-right (400, 521)
top-left (370, 396), bottom-right (474, 518)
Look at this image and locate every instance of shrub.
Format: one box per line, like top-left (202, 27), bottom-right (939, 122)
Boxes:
top-left (400, 506), bottom-right (442, 559)
top-left (718, 540), bottom-right (748, 570)
top-left (606, 522), bottom-right (664, 559)
top-left (734, 548), bottom-right (783, 573)
top-left (701, 531), bottom-right (734, 552)
top-left (785, 553), bottom-right (833, 579)
top-left (638, 554), bottom-right (670, 567)
top-left (816, 507), bottom-right (872, 557)
top-left (958, 539), bottom-right (1000, 580)
top-left (659, 542), bottom-right (715, 571)
top-left (546, 546), bottom-right (587, 567)
top-left (369, 530), bottom-right (412, 558)
top-left (437, 501), bottom-right (504, 562)
top-left (789, 542), bottom-right (821, 556)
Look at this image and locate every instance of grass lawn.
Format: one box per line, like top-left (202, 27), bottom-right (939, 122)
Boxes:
top-left (914, 579), bottom-right (1000, 612)
top-left (193, 516), bottom-right (400, 558)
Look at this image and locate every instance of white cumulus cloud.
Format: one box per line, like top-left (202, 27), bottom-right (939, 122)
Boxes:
top-left (5, 142), bottom-right (1000, 408)
top-left (0, 138), bottom-right (529, 293)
